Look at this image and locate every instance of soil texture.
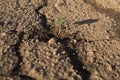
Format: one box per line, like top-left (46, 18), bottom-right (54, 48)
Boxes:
top-left (0, 0), bottom-right (120, 80)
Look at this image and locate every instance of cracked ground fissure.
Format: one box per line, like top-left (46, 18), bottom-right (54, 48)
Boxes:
top-left (11, 32), bottom-right (35, 79)
top-left (11, 32), bottom-right (25, 75)
top-left (65, 47), bottom-right (90, 80)
top-left (58, 38), bottom-right (91, 80)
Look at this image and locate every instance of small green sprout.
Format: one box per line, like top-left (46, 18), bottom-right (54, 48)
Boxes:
top-left (54, 18), bottom-right (65, 25)
top-left (54, 18), bottom-right (65, 37)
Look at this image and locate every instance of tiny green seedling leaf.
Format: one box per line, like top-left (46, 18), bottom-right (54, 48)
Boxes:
top-left (54, 18), bottom-right (65, 37)
top-left (54, 18), bottom-right (65, 25)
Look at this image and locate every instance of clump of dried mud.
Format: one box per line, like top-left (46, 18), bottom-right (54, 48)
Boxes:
top-left (0, 0), bottom-right (120, 80)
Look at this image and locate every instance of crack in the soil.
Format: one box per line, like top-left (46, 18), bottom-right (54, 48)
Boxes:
top-left (11, 32), bottom-right (25, 76)
top-left (16, 0), bottom-right (20, 8)
top-left (84, 0), bottom-right (120, 39)
top-left (19, 75), bottom-right (35, 80)
top-left (35, 0), bottom-right (47, 14)
top-left (65, 47), bottom-right (91, 80)
top-left (34, 1), bottom-right (54, 42)
top-left (57, 38), bottom-right (91, 80)
top-left (11, 32), bottom-right (35, 80)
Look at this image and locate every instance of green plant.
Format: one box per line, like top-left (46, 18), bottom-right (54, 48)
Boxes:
top-left (54, 18), bottom-right (65, 26)
top-left (54, 18), bottom-right (65, 37)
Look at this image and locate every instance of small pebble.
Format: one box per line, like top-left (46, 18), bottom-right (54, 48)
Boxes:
top-left (2, 33), bottom-right (6, 36)
top-left (61, 51), bottom-right (66, 55)
top-left (48, 38), bottom-right (56, 45)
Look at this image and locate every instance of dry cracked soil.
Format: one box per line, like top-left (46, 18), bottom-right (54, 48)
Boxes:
top-left (0, 0), bottom-right (120, 80)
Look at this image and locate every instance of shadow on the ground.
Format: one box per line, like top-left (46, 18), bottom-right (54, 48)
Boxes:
top-left (20, 75), bottom-right (35, 80)
top-left (0, 21), bottom-right (4, 26)
top-left (74, 19), bottom-right (99, 25)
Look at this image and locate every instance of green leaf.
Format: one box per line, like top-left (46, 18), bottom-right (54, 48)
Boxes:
top-left (54, 18), bottom-right (65, 25)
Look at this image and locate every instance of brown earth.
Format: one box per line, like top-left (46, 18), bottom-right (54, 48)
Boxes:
top-left (0, 0), bottom-right (120, 80)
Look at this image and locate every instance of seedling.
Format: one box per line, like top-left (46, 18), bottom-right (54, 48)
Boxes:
top-left (54, 18), bottom-right (65, 36)
top-left (54, 18), bottom-right (65, 25)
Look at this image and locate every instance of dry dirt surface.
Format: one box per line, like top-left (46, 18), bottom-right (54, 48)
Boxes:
top-left (0, 0), bottom-right (120, 80)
